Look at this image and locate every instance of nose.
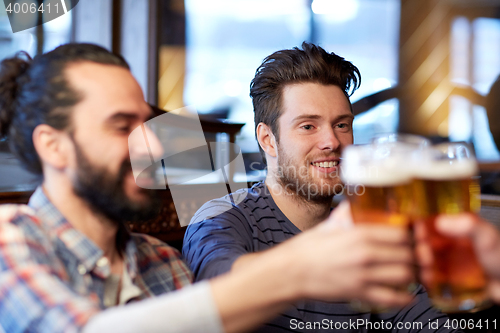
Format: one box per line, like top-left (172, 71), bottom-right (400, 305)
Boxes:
top-left (318, 127), bottom-right (341, 151)
top-left (128, 123), bottom-right (164, 163)
top-left (142, 124), bottom-right (164, 160)
top-left (147, 124), bottom-right (164, 159)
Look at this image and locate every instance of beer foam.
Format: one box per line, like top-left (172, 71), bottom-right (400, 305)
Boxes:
top-left (341, 144), bottom-right (414, 186)
top-left (341, 162), bottom-right (413, 186)
top-left (413, 159), bottom-right (478, 180)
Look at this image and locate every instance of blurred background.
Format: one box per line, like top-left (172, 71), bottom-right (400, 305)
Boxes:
top-left (1, 0), bottom-right (500, 190)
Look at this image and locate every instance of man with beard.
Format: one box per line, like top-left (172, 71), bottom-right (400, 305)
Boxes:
top-left (183, 43), bottom-right (456, 332)
top-left (0, 43), bottom-right (417, 332)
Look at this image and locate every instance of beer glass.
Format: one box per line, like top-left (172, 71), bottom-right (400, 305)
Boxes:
top-left (413, 143), bottom-right (489, 312)
top-left (341, 143), bottom-right (415, 228)
top-left (372, 133), bottom-right (431, 148)
top-left (341, 143), bottom-right (416, 312)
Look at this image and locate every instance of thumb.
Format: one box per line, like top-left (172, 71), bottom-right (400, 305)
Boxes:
top-left (324, 200), bottom-right (354, 230)
top-left (437, 214), bottom-right (500, 278)
top-left (435, 213), bottom-right (477, 237)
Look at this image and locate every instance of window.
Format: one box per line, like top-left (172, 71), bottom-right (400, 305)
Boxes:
top-left (314, 0), bottom-right (400, 144)
top-left (183, 0), bottom-right (401, 151)
top-left (449, 16), bottom-right (500, 160)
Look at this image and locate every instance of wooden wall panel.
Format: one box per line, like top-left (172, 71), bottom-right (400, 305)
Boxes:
top-left (398, 0), bottom-right (453, 137)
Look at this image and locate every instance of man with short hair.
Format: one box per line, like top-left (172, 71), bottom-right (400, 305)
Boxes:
top-left (0, 43), bottom-right (415, 332)
top-left (183, 43), bottom-right (456, 332)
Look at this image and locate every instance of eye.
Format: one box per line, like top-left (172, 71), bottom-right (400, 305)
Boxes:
top-left (117, 127), bottom-right (130, 133)
top-left (114, 123), bottom-right (132, 134)
top-left (336, 123), bottom-right (350, 130)
top-left (301, 124), bottom-right (314, 130)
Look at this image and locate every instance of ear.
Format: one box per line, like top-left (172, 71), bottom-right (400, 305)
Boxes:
top-left (32, 124), bottom-right (71, 171)
top-left (256, 123), bottom-right (277, 158)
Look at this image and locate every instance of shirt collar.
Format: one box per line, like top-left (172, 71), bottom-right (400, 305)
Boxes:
top-left (124, 237), bottom-right (139, 280)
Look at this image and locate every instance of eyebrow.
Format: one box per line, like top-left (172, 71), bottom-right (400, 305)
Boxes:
top-left (336, 114), bottom-right (355, 122)
top-left (104, 111), bottom-right (154, 125)
top-left (291, 114), bottom-right (322, 123)
top-left (291, 113), bottom-right (354, 124)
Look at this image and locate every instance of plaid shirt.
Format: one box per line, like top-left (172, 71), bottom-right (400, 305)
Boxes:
top-left (0, 187), bottom-right (193, 333)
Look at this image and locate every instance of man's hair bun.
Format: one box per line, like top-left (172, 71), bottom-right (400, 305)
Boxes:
top-left (0, 52), bottom-right (32, 138)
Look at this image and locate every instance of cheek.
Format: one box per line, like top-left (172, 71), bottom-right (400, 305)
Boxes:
top-left (95, 146), bottom-right (130, 175)
top-left (282, 139), bottom-right (308, 158)
top-left (104, 138), bottom-right (130, 163)
top-left (339, 132), bottom-right (354, 148)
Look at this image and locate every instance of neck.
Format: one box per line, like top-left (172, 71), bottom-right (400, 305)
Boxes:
top-left (264, 176), bottom-right (332, 231)
top-left (42, 176), bottom-right (120, 261)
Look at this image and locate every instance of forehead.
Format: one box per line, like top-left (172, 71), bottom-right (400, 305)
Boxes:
top-left (64, 62), bottom-right (150, 125)
top-left (280, 82), bottom-right (352, 121)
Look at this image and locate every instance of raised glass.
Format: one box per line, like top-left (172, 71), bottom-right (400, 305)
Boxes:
top-left (412, 143), bottom-right (490, 312)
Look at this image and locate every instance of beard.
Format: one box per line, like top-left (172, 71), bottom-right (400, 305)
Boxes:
top-left (71, 141), bottom-right (161, 225)
top-left (276, 144), bottom-right (342, 204)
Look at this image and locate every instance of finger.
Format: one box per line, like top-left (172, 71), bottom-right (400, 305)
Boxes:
top-left (435, 213), bottom-right (477, 237)
top-left (419, 269), bottom-right (433, 288)
top-left (437, 214), bottom-right (500, 277)
top-left (488, 280), bottom-right (500, 304)
top-left (413, 220), bottom-right (428, 242)
top-left (414, 241), bottom-right (433, 267)
top-left (354, 243), bottom-right (413, 266)
top-left (357, 225), bottom-right (411, 245)
top-left (365, 265), bottom-right (415, 286)
top-left (324, 200), bottom-right (353, 230)
top-left (473, 224), bottom-right (500, 277)
top-left (471, 220), bottom-right (500, 254)
top-left (363, 286), bottom-right (413, 308)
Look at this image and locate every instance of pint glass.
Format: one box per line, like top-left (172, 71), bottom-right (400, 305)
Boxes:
top-left (413, 143), bottom-right (489, 312)
top-left (341, 143), bottom-right (415, 228)
top-left (341, 143), bottom-right (416, 312)
top-left (371, 133), bottom-right (431, 148)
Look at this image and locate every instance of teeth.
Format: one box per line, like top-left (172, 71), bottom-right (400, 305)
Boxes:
top-left (313, 161), bottom-right (339, 168)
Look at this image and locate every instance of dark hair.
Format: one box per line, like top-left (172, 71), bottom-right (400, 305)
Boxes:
top-left (0, 43), bottom-right (130, 175)
top-left (250, 42), bottom-right (361, 159)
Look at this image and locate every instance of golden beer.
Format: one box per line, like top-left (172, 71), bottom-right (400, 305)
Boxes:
top-left (342, 144), bottom-right (415, 227)
top-left (341, 144), bottom-right (416, 313)
top-left (348, 183), bottom-right (413, 227)
top-left (413, 162), bottom-right (489, 312)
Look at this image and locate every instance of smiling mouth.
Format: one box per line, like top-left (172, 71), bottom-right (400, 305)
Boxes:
top-left (312, 161), bottom-right (339, 168)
